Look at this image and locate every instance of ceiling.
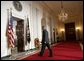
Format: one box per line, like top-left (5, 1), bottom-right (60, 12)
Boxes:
top-left (40, 1), bottom-right (83, 21)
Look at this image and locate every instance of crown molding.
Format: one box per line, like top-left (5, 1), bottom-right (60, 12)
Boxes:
top-left (36, 1), bottom-right (57, 20)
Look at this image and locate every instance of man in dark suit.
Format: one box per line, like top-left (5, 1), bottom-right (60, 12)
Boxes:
top-left (38, 26), bottom-right (52, 57)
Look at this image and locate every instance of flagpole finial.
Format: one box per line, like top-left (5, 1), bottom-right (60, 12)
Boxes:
top-left (10, 8), bottom-right (12, 16)
top-left (10, 8), bottom-right (12, 12)
top-left (7, 9), bottom-right (9, 16)
top-left (10, 8), bottom-right (12, 11)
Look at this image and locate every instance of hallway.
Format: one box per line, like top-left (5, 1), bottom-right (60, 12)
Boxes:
top-left (1, 1), bottom-right (83, 60)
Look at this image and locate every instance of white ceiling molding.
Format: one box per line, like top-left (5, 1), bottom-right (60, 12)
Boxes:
top-left (37, 1), bottom-right (57, 20)
top-left (32, 1), bottom-right (83, 23)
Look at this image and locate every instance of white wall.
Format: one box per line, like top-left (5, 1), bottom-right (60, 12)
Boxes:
top-left (29, 2), bottom-right (43, 49)
top-left (1, 1), bottom-right (56, 57)
top-left (1, 1), bottom-right (13, 57)
top-left (1, 1), bottom-right (32, 57)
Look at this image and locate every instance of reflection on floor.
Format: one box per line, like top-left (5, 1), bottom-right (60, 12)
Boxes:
top-left (1, 43), bottom-right (58, 60)
top-left (1, 49), bottom-right (40, 60)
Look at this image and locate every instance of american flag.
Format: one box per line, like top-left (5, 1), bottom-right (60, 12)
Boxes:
top-left (7, 15), bottom-right (15, 48)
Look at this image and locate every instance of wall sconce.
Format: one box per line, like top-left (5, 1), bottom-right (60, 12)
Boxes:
top-left (60, 29), bottom-right (65, 41)
top-left (60, 29), bottom-right (65, 32)
top-left (76, 27), bottom-right (80, 41)
top-left (76, 27), bottom-right (80, 31)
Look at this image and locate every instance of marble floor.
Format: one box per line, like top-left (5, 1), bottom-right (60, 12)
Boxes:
top-left (1, 49), bottom-right (40, 60)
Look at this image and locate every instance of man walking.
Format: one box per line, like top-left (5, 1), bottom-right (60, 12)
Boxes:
top-left (38, 26), bottom-right (53, 57)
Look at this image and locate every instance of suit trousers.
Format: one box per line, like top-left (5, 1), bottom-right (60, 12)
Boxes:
top-left (39, 43), bottom-right (52, 56)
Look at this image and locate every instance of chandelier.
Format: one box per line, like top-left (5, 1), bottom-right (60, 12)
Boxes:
top-left (58, 1), bottom-right (68, 22)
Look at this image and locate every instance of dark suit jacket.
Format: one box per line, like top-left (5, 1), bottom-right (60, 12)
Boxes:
top-left (42, 29), bottom-right (49, 44)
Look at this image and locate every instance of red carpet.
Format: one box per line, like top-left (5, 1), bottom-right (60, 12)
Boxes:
top-left (20, 41), bottom-right (83, 60)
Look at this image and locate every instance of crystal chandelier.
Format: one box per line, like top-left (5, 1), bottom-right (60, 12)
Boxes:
top-left (58, 1), bottom-right (68, 22)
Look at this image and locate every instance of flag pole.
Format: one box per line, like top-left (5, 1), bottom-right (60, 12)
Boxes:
top-left (25, 16), bottom-right (27, 45)
top-left (6, 9), bottom-right (11, 57)
top-left (10, 8), bottom-right (13, 59)
top-left (6, 9), bottom-right (9, 36)
top-left (10, 8), bottom-right (12, 17)
top-left (6, 9), bottom-right (9, 48)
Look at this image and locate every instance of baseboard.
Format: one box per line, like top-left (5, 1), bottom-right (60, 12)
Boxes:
top-left (1, 55), bottom-right (11, 60)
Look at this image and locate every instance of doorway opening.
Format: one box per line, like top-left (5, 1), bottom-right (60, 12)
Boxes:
top-left (65, 22), bottom-right (76, 41)
top-left (13, 17), bottom-right (24, 53)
